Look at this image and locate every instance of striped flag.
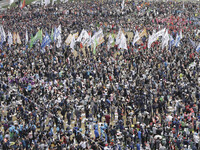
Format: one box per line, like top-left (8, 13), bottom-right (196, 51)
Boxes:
top-left (21, 0), bottom-right (26, 9)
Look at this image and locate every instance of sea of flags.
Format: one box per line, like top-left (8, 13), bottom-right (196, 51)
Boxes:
top-left (0, 24), bottom-right (199, 55)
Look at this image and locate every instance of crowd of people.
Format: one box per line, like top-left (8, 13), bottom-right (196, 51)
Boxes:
top-left (0, 0), bottom-right (200, 149)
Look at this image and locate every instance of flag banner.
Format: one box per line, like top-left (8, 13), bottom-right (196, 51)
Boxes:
top-left (196, 30), bottom-right (200, 37)
top-left (13, 32), bottom-right (17, 44)
top-left (148, 34), bottom-right (154, 49)
top-left (56, 35), bottom-right (62, 48)
top-left (116, 28), bottom-right (122, 45)
top-left (189, 38), bottom-right (196, 48)
top-left (51, 28), bottom-right (54, 41)
top-left (10, 0), bottom-right (14, 5)
top-left (45, 0), bottom-right (50, 6)
top-left (153, 28), bottom-right (165, 40)
top-left (169, 35), bottom-right (175, 50)
top-left (21, 0), bottom-right (26, 9)
top-left (148, 28), bottom-right (165, 49)
top-left (0, 26), bottom-right (6, 42)
top-left (65, 34), bottom-right (73, 45)
top-left (54, 25), bottom-right (61, 42)
top-left (70, 35), bottom-right (76, 50)
top-left (180, 29), bottom-right (183, 39)
top-left (73, 32), bottom-right (79, 39)
top-left (17, 33), bottom-right (22, 45)
top-left (196, 43), bottom-right (200, 53)
top-left (30, 29), bottom-right (43, 48)
top-left (77, 29), bottom-right (90, 46)
top-left (93, 38), bottom-right (97, 55)
top-left (139, 28), bottom-right (147, 38)
top-left (107, 34), bottom-right (114, 50)
top-left (52, 0), bottom-right (56, 5)
top-left (91, 28), bottom-right (104, 46)
top-left (162, 29), bottom-right (169, 49)
top-left (122, 0), bottom-right (125, 10)
top-left (118, 32), bottom-right (127, 50)
top-left (87, 34), bottom-right (92, 47)
top-left (41, 32), bottom-right (51, 49)
top-left (8, 31), bottom-right (13, 47)
top-left (175, 33), bottom-right (181, 47)
top-left (133, 30), bottom-right (140, 46)
top-left (26, 29), bottom-right (29, 44)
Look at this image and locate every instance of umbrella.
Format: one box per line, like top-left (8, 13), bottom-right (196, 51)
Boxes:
top-left (154, 135), bottom-right (162, 140)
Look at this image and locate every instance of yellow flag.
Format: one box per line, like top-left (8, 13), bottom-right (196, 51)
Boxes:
top-left (139, 28), bottom-right (147, 38)
top-left (97, 35), bottom-right (104, 46)
top-left (13, 32), bottom-right (17, 44)
top-left (65, 34), bottom-right (73, 45)
top-left (73, 32), bottom-right (79, 39)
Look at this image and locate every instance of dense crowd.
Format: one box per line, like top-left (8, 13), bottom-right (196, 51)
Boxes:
top-left (0, 0), bottom-right (200, 149)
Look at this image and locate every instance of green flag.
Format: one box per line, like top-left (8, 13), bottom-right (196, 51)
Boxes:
top-left (112, 34), bottom-right (115, 47)
top-left (30, 30), bottom-right (43, 48)
top-left (93, 39), bottom-right (97, 55)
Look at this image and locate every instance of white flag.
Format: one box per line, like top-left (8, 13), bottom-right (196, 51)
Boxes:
top-left (107, 34), bottom-right (114, 50)
top-left (116, 28), bottom-right (122, 45)
top-left (70, 35), bottom-right (76, 50)
top-left (26, 29), bottom-right (29, 44)
top-left (180, 30), bottom-right (183, 39)
top-left (77, 29), bottom-right (90, 46)
top-left (121, 0), bottom-right (125, 10)
top-left (7, 31), bottom-right (13, 47)
top-left (132, 30), bottom-right (140, 46)
top-left (55, 25), bottom-right (62, 46)
top-left (148, 34), bottom-right (154, 49)
top-left (65, 34), bottom-right (73, 45)
top-left (154, 28), bottom-right (165, 40)
top-left (87, 34), bottom-right (92, 47)
top-left (57, 25), bottom-right (62, 35)
top-left (162, 30), bottom-right (169, 49)
top-left (175, 33), bottom-right (181, 47)
top-left (10, 0), bottom-right (14, 5)
top-left (91, 28), bottom-right (104, 45)
top-left (196, 43), bottom-right (200, 53)
top-left (0, 26), bottom-right (6, 42)
top-left (148, 28), bottom-right (165, 49)
top-left (52, 0), bottom-right (55, 5)
top-left (17, 33), bottom-right (21, 44)
top-left (56, 35), bottom-right (62, 48)
top-left (196, 30), bottom-right (200, 37)
top-left (118, 33), bottom-right (127, 50)
top-left (45, 0), bottom-right (50, 6)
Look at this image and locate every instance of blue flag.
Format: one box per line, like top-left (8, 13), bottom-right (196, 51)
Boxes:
top-left (175, 33), bottom-right (181, 47)
top-left (53, 27), bottom-right (57, 42)
top-left (196, 43), bottom-right (200, 53)
top-left (41, 32), bottom-right (51, 49)
top-left (169, 35), bottom-right (175, 51)
top-left (189, 38), bottom-right (196, 48)
top-left (0, 33), bottom-right (4, 49)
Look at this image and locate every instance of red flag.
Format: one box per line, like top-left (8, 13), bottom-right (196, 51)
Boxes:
top-left (80, 43), bottom-right (83, 48)
top-left (21, 0), bottom-right (25, 9)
